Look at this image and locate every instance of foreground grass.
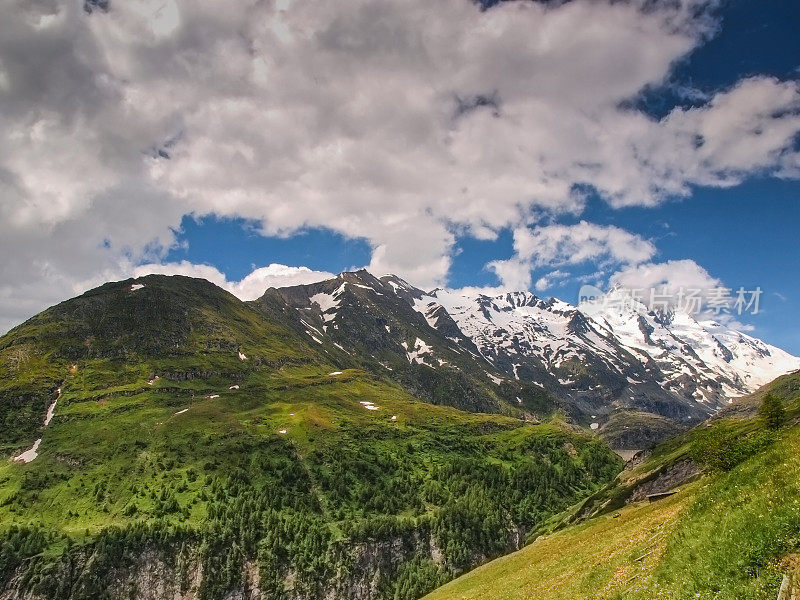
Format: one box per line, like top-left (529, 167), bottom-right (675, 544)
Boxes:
top-left (425, 484), bottom-right (696, 600)
top-left (644, 425), bottom-right (800, 599)
top-left (426, 407), bottom-right (800, 600)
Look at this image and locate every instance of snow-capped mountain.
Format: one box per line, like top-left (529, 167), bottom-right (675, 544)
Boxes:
top-left (262, 270), bottom-right (800, 449)
top-left (420, 285), bottom-right (799, 408)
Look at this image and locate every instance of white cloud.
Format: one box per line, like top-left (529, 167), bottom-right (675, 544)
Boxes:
top-left (607, 258), bottom-right (754, 326)
top-left (0, 0), bottom-right (798, 330)
top-left (488, 221), bottom-right (655, 290)
top-left (610, 259), bottom-right (721, 295)
top-left (534, 270), bottom-right (569, 292)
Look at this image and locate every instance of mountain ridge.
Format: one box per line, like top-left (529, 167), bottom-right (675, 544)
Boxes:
top-left (264, 269), bottom-right (799, 449)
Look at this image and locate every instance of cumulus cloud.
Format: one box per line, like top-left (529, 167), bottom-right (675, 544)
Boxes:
top-left (607, 259), bottom-right (756, 328)
top-left (609, 259), bottom-right (722, 295)
top-left (489, 221), bottom-right (656, 289)
top-left (1, 0), bottom-right (799, 330)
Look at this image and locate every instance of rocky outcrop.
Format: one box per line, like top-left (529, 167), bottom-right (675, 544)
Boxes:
top-left (630, 459), bottom-right (700, 502)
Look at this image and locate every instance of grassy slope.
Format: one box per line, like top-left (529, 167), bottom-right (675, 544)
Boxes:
top-left (425, 370), bottom-right (800, 600)
top-left (425, 484), bottom-right (696, 600)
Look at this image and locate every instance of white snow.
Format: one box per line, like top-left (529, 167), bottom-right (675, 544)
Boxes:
top-left (174, 408), bottom-right (189, 415)
top-left (238, 351), bottom-right (248, 361)
top-left (12, 387), bottom-right (61, 463)
top-left (229, 385), bottom-right (239, 390)
top-left (208, 394), bottom-right (220, 399)
top-left (130, 283), bottom-right (145, 291)
top-left (403, 338), bottom-right (434, 365)
top-left (487, 373), bottom-right (503, 385)
top-left (329, 371), bottom-right (343, 376)
top-left (581, 288), bottom-right (800, 397)
top-left (590, 423), bottom-right (599, 430)
top-left (43, 390), bottom-right (60, 427)
top-left (310, 285), bottom-right (346, 322)
top-left (412, 298), bottom-right (442, 329)
top-left (360, 400), bottom-right (380, 410)
top-left (301, 320), bottom-right (323, 336)
top-left (391, 415), bottom-right (397, 421)
top-left (278, 429), bottom-right (287, 434)
top-left (12, 439), bottom-right (41, 463)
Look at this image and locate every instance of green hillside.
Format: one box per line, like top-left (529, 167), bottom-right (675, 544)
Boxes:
top-left (424, 371), bottom-right (800, 600)
top-left (0, 276), bottom-right (622, 599)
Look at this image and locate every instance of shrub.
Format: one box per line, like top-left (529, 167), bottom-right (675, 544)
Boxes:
top-left (758, 393), bottom-right (786, 430)
top-left (690, 421), bottom-right (775, 472)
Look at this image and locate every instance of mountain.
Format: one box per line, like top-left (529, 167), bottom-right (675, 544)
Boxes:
top-left (257, 271), bottom-right (553, 418)
top-left (0, 274), bottom-right (621, 600)
top-left (263, 270), bottom-right (800, 450)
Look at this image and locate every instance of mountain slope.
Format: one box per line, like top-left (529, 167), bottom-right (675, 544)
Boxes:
top-left (0, 275), bottom-right (622, 600)
top-left (424, 369), bottom-right (800, 600)
top-left (257, 271), bottom-right (554, 417)
top-left (0, 274), bottom-right (322, 452)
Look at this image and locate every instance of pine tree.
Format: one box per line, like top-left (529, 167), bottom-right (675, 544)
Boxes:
top-left (758, 393), bottom-right (786, 430)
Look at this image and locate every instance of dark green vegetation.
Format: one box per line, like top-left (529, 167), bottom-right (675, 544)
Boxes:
top-left (0, 275), bottom-right (622, 599)
top-left (425, 368), bottom-right (800, 600)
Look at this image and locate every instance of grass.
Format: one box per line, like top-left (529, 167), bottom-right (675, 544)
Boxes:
top-left (424, 375), bottom-right (800, 600)
top-left (424, 483), bottom-right (697, 600)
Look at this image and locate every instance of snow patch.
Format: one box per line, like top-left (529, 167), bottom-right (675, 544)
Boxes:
top-left (174, 408), bottom-right (189, 415)
top-left (487, 373), bottom-right (503, 385)
top-left (12, 439), bottom-right (41, 463)
top-left (329, 371), bottom-right (343, 376)
top-left (310, 288), bottom-right (343, 322)
top-left (130, 283), bottom-right (145, 291)
top-left (238, 351), bottom-right (248, 361)
top-left (404, 338), bottom-right (433, 365)
top-left (43, 391), bottom-right (59, 427)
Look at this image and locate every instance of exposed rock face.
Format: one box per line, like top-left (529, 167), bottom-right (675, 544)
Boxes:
top-left (629, 459), bottom-right (701, 502)
top-left (1, 532), bottom-right (518, 600)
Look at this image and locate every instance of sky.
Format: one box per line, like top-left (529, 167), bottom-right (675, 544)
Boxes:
top-left (1, 0), bottom-right (799, 353)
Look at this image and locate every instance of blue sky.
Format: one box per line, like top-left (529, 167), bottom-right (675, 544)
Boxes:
top-left (1, 0), bottom-right (799, 355)
top-left (160, 0), bottom-right (800, 352)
